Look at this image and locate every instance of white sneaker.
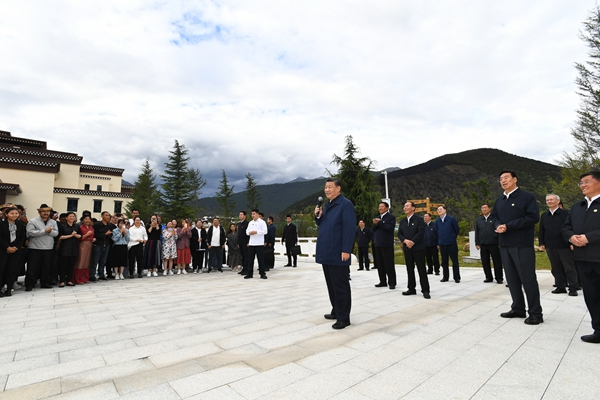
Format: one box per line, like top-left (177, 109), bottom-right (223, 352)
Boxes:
top-left (163, 270), bottom-right (167, 276)
top-left (194, 269), bottom-right (199, 274)
top-left (152, 271), bottom-right (158, 277)
top-left (168, 270), bottom-right (174, 276)
top-left (13, 282), bottom-right (21, 290)
top-left (147, 272), bottom-right (152, 277)
top-left (115, 274), bottom-right (120, 280)
top-left (182, 269), bottom-right (187, 275)
top-left (177, 269), bottom-right (181, 275)
top-left (119, 274), bottom-right (124, 280)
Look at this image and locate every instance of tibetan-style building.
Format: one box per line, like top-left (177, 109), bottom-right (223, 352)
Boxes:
top-left (0, 130), bottom-right (132, 217)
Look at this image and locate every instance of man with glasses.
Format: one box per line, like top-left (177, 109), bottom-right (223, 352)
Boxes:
top-left (562, 171), bottom-right (600, 343)
top-left (491, 170), bottom-right (542, 325)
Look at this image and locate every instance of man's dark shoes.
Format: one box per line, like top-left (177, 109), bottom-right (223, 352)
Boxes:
top-left (581, 333), bottom-right (600, 343)
top-left (496, 280), bottom-right (503, 284)
top-left (568, 288), bottom-right (578, 296)
top-left (402, 290), bottom-right (417, 296)
top-left (244, 275), bottom-right (253, 279)
top-left (423, 292), bottom-right (431, 299)
top-left (389, 285), bottom-right (395, 290)
top-left (455, 280), bottom-right (460, 283)
top-left (324, 314), bottom-right (337, 320)
top-left (332, 320), bottom-right (350, 330)
top-left (552, 288), bottom-right (567, 294)
top-left (357, 268), bottom-right (364, 271)
top-left (284, 264), bottom-right (292, 267)
top-left (40, 284), bottom-right (53, 289)
top-left (440, 278), bottom-right (448, 282)
top-left (483, 279), bottom-right (493, 283)
top-left (260, 275), bottom-right (267, 279)
top-left (427, 270), bottom-right (433, 275)
top-left (25, 286), bottom-right (33, 292)
top-left (374, 283), bottom-right (387, 287)
top-left (524, 316), bottom-right (544, 325)
top-left (500, 310), bottom-right (526, 318)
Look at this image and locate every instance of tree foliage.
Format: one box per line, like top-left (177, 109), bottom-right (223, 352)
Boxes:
top-left (216, 169), bottom-right (236, 220)
top-left (245, 172), bottom-right (262, 211)
top-left (125, 159), bottom-right (159, 222)
top-left (444, 178), bottom-right (494, 229)
top-left (159, 140), bottom-right (195, 221)
top-left (188, 167), bottom-right (207, 218)
top-left (330, 135), bottom-right (381, 223)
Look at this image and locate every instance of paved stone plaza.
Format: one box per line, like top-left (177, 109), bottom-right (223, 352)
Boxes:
top-left (0, 257), bottom-right (598, 400)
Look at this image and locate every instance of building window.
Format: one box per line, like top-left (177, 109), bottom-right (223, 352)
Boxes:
top-left (84, 184), bottom-right (90, 191)
top-left (93, 200), bottom-right (102, 213)
top-left (114, 201), bottom-right (122, 214)
top-left (97, 185), bottom-right (102, 191)
top-left (67, 198), bottom-right (78, 212)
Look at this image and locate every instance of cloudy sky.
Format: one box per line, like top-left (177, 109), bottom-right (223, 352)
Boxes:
top-left (0, 1), bottom-right (594, 195)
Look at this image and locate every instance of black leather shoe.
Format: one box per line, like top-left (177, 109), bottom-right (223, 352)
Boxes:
top-left (389, 285), bottom-right (395, 290)
top-left (244, 275), bottom-right (253, 279)
top-left (496, 280), bottom-right (504, 284)
top-left (324, 314), bottom-right (337, 320)
top-left (455, 280), bottom-right (460, 283)
top-left (3, 290), bottom-right (11, 297)
top-left (40, 285), bottom-right (54, 289)
top-left (552, 288), bottom-right (567, 294)
top-left (25, 287), bottom-right (33, 292)
top-left (374, 283), bottom-right (387, 287)
top-left (427, 270), bottom-right (433, 275)
top-left (357, 268), bottom-right (364, 271)
top-left (423, 292), bottom-right (431, 299)
top-left (581, 333), bottom-right (600, 343)
top-left (332, 321), bottom-right (350, 330)
top-left (440, 278), bottom-right (448, 282)
top-left (284, 264), bottom-right (292, 267)
top-left (483, 279), bottom-right (493, 283)
top-left (500, 310), bottom-right (526, 318)
top-left (402, 290), bottom-right (417, 296)
top-left (568, 289), bottom-right (578, 296)
top-left (435, 272), bottom-right (440, 275)
top-left (260, 275), bottom-right (267, 279)
top-left (524, 316), bottom-right (544, 325)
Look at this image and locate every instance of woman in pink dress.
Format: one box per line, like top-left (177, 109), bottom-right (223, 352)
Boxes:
top-left (175, 219), bottom-right (192, 274)
top-left (72, 215), bottom-right (95, 284)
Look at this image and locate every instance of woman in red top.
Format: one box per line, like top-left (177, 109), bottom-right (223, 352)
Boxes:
top-left (72, 215), bottom-right (95, 284)
top-left (176, 219), bottom-right (192, 274)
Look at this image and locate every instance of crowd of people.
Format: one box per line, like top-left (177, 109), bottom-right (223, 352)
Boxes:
top-left (0, 206), bottom-right (282, 297)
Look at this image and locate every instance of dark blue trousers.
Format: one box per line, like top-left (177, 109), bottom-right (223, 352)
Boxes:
top-left (322, 264), bottom-right (351, 323)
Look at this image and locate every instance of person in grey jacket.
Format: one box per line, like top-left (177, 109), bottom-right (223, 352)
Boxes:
top-left (25, 204), bottom-right (59, 291)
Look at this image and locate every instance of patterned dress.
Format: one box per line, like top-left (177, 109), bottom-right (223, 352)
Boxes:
top-left (162, 229), bottom-right (178, 259)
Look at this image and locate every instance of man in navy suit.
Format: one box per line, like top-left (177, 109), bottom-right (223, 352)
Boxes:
top-left (562, 170), bottom-right (600, 343)
top-left (491, 170), bottom-right (542, 325)
top-left (397, 202), bottom-right (430, 298)
top-left (435, 205), bottom-right (461, 283)
top-left (423, 213), bottom-right (440, 275)
top-left (372, 202), bottom-right (397, 289)
top-left (355, 219), bottom-right (373, 271)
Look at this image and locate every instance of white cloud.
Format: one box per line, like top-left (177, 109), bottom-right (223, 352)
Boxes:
top-left (0, 0), bottom-right (592, 193)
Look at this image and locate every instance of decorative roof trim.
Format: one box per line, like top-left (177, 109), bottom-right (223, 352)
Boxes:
top-left (0, 145), bottom-right (82, 163)
top-left (0, 183), bottom-right (22, 194)
top-left (80, 164), bottom-right (124, 176)
top-left (80, 174), bottom-right (111, 181)
top-left (54, 187), bottom-right (132, 198)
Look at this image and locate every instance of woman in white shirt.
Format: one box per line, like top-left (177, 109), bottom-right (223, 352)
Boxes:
top-left (128, 217), bottom-right (148, 278)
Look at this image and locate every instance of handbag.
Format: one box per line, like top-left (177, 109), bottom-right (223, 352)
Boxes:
top-left (292, 245), bottom-right (302, 256)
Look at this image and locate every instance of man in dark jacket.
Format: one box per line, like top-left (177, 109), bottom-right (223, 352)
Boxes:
top-left (237, 211), bottom-right (250, 275)
top-left (281, 215), bottom-right (298, 267)
top-left (435, 205), bottom-right (461, 283)
top-left (397, 202), bottom-right (430, 298)
top-left (423, 213), bottom-right (440, 275)
top-left (315, 178), bottom-right (356, 330)
top-left (373, 201), bottom-right (397, 289)
top-left (355, 219), bottom-right (373, 271)
top-left (475, 203), bottom-right (503, 284)
top-left (265, 216), bottom-right (276, 270)
top-left (191, 219), bottom-right (207, 273)
top-left (207, 217), bottom-right (227, 273)
top-left (491, 170), bottom-right (542, 325)
top-left (562, 170), bottom-right (600, 343)
top-left (540, 194), bottom-right (578, 296)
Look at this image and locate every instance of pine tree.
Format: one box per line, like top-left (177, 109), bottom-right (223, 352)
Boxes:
top-left (245, 172), bottom-right (262, 211)
top-left (159, 140), bottom-right (195, 221)
top-left (331, 135), bottom-right (381, 223)
top-left (125, 159), bottom-right (159, 222)
top-left (216, 169), bottom-right (236, 220)
top-left (188, 167), bottom-right (207, 218)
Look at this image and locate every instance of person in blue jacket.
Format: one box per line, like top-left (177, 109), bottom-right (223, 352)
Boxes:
top-left (315, 177), bottom-right (357, 330)
top-left (435, 205), bottom-right (461, 283)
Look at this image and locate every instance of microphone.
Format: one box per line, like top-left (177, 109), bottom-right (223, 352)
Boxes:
top-left (317, 196), bottom-right (323, 209)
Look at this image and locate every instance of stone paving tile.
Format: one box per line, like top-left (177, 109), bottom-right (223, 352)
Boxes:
top-left (46, 382), bottom-right (119, 400)
top-left (60, 359), bottom-right (156, 393)
top-left (0, 378), bottom-right (62, 400)
top-left (187, 385), bottom-right (247, 400)
top-left (169, 362), bottom-right (258, 398)
top-left (229, 363), bottom-right (314, 399)
top-left (113, 359), bottom-right (204, 395)
top-left (244, 345), bottom-right (314, 372)
top-left (13, 338), bottom-right (96, 362)
top-left (119, 383), bottom-right (181, 400)
top-left (149, 342), bottom-right (222, 368)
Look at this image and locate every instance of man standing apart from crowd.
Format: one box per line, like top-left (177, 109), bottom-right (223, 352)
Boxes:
top-left (562, 171), bottom-right (600, 343)
top-left (245, 209), bottom-right (268, 279)
top-left (237, 211), bottom-right (250, 275)
top-left (475, 203), bottom-right (504, 284)
top-left (492, 170), bottom-right (542, 325)
top-left (265, 216), bottom-right (276, 270)
top-left (355, 220), bottom-right (373, 271)
top-left (540, 194), bottom-right (578, 296)
top-left (398, 202), bottom-right (430, 298)
top-left (315, 178), bottom-right (356, 330)
top-left (25, 204), bottom-right (58, 291)
top-left (281, 214), bottom-right (298, 267)
top-left (373, 202), bottom-right (396, 289)
top-left (423, 213), bottom-right (440, 275)
top-left (436, 205), bottom-right (461, 283)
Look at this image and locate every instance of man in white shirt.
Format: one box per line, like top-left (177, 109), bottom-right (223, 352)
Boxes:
top-left (245, 209), bottom-right (268, 279)
top-left (206, 217), bottom-right (226, 273)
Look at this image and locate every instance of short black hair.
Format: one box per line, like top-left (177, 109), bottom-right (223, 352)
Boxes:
top-left (252, 209), bottom-right (260, 214)
top-left (580, 170), bottom-right (600, 181)
top-left (438, 205), bottom-right (447, 211)
top-left (326, 177), bottom-right (342, 188)
top-left (267, 216), bottom-right (274, 222)
top-left (286, 214), bottom-right (292, 218)
top-left (239, 211), bottom-right (247, 216)
top-left (481, 203), bottom-right (490, 208)
top-left (379, 201), bottom-right (389, 209)
top-left (499, 170), bottom-right (517, 178)
top-left (407, 201), bottom-right (416, 208)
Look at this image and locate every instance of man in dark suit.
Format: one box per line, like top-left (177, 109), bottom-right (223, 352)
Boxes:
top-left (423, 213), bottom-right (440, 275)
top-left (540, 194), bottom-right (578, 296)
top-left (435, 205), bottom-right (461, 283)
top-left (397, 202), bottom-right (430, 298)
top-left (281, 214), bottom-right (298, 267)
top-left (475, 203), bottom-right (503, 284)
top-left (237, 211), bottom-right (250, 275)
top-left (264, 216), bottom-right (276, 270)
top-left (206, 217), bottom-right (227, 273)
top-left (355, 219), bottom-right (373, 271)
top-left (191, 219), bottom-right (207, 273)
top-left (491, 170), bottom-right (542, 325)
top-left (373, 201), bottom-right (397, 289)
top-left (562, 170), bottom-right (600, 343)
